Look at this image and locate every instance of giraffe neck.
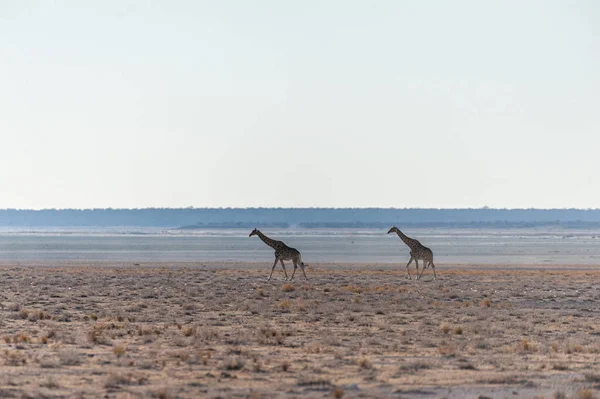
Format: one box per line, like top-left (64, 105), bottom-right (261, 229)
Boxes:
top-left (394, 229), bottom-right (416, 249)
top-left (256, 231), bottom-right (279, 249)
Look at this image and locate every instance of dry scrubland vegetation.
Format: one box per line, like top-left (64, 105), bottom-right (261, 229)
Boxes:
top-left (0, 264), bottom-right (600, 398)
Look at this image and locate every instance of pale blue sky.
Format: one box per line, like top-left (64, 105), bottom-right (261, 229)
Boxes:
top-left (1, 1), bottom-right (599, 209)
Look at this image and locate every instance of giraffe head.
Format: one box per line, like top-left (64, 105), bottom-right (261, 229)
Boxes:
top-left (249, 228), bottom-right (259, 237)
top-left (387, 226), bottom-right (398, 234)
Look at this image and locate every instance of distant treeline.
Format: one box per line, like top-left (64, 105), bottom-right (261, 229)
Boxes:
top-left (2, 208), bottom-right (600, 228)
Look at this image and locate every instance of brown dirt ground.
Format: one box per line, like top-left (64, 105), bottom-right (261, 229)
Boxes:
top-left (0, 262), bottom-right (600, 398)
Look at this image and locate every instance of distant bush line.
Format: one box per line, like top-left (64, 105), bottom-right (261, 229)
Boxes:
top-left (1, 208), bottom-right (600, 228)
top-left (180, 221), bottom-right (600, 229)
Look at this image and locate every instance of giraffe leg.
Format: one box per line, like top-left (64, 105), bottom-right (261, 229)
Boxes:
top-left (406, 257), bottom-right (414, 280)
top-left (431, 262), bottom-right (437, 280)
top-left (280, 260), bottom-right (289, 280)
top-left (414, 259), bottom-right (420, 280)
top-left (268, 258), bottom-right (278, 281)
top-left (290, 261), bottom-right (297, 281)
top-left (300, 263), bottom-right (309, 280)
top-left (417, 261), bottom-right (428, 280)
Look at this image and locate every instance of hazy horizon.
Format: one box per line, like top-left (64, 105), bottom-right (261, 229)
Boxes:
top-left (3, 206), bottom-right (600, 211)
top-left (2, 1), bottom-right (599, 209)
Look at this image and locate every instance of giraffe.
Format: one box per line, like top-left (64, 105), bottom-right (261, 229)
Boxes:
top-left (387, 226), bottom-right (437, 280)
top-left (249, 229), bottom-right (309, 281)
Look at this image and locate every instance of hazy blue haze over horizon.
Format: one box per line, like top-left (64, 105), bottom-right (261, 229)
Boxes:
top-left (3, 208), bottom-right (600, 228)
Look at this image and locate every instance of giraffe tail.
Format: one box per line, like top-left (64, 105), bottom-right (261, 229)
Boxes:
top-left (299, 255), bottom-right (308, 268)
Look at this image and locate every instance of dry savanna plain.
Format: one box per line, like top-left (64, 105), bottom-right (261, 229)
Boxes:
top-left (0, 262), bottom-right (600, 398)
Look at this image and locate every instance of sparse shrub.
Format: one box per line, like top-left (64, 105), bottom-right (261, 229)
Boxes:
top-left (481, 298), bottom-right (491, 307)
top-left (199, 350), bottom-right (211, 366)
top-left (357, 358), bottom-right (372, 369)
top-left (28, 312), bottom-right (40, 322)
top-left (440, 324), bottom-right (451, 334)
top-left (553, 391), bottom-right (566, 399)
top-left (296, 298), bottom-right (307, 311)
top-left (105, 371), bottom-right (133, 388)
top-left (398, 361), bottom-right (431, 373)
top-left (519, 338), bottom-right (536, 353)
top-left (87, 328), bottom-right (99, 344)
top-left (279, 299), bottom-right (292, 310)
top-left (332, 387), bottom-right (345, 398)
top-left (155, 388), bottom-right (175, 399)
top-left (281, 361), bottom-right (290, 372)
top-left (173, 350), bottom-right (189, 362)
top-left (252, 358), bottom-right (262, 372)
top-left (137, 360), bottom-right (154, 369)
top-left (453, 326), bottom-right (463, 335)
top-left (282, 283), bottom-right (295, 292)
top-left (195, 327), bottom-right (218, 343)
top-left (183, 303), bottom-right (195, 311)
top-left (257, 326), bottom-right (289, 346)
top-left (113, 344), bottom-right (126, 358)
top-left (297, 377), bottom-right (332, 387)
top-left (576, 389), bottom-right (594, 399)
top-left (40, 377), bottom-right (59, 389)
top-left (437, 344), bottom-right (457, 357)
top-left (58, 349), bottom-right (81, 366)
top-left (7, 303), bottom-right (21, 312)
top-left (342, 285), bottom-right (363, 294)
top-left (183, 327), bottom-right (196, 337)
top-left (566, 343), bottom-right (583, 354)
top-left (222, 357), bottom-right (245, 370)
top-left (4, 350), bottom-right (26, 366)
top-left (14, 333), bottom-right (29, 343)
top-left (38, 354), bottom-right (59, 368)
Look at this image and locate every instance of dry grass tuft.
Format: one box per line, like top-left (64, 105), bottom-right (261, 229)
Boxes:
top-left (183, 326), bottom-right (196, 337)
top-left (437, 344), bottom-right (457, 357)
top-left (113, 344), bottom-right (127, 358)
top-left (440, 324), bottom-right (451, 334)
top-left (566, 343), bottom-right (583, 354)
top-left (222, 357), bottom-right (245, 371)
top-left (105, 371), bottom-right (134, 388)
top-left (576, 389), bottom-right (594, 399)
top-left (357, 358), bottom-right (372, 369)
top-left (332, 387), bottom-right (345, 398)
top-left (40, 377), bottom-right (59, 389)
top-left (453, 326), bottom-right (463, 335)
top-left (58, 349), bottom-right (81, 366)
top-left (281, 283), bottom-right (295, 292)
top-left (4, 350), bottom-right (27, 366)
top-left (155, 388), bottom-right (175, 399)
top-left (519, 338), bottom-right (536, 353)
top-left (481, 298), bottom-right (491, 307)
